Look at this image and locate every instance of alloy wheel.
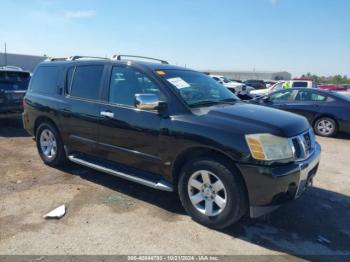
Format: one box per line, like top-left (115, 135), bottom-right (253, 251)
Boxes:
top-left (39, 129), bottom-right (57, 159)
top-left (187, 170), bottom-right (227, 217)
top-left (316, 119), bottom-right (335, 136)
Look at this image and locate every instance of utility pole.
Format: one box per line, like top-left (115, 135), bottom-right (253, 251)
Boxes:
top-left (4, 42), bottom-right (7, 66)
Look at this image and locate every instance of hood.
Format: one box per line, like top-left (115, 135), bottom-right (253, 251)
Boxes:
top-left (224, 82), bottom-right (242, 88)
top-left (195, 102), bottom-right (310, 138)
top-left (250, 88), bottom-right (268, 95)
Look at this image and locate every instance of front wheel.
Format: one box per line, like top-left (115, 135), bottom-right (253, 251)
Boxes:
top-left (314, 117), bottom-right (337, 137)
top-left (178, 158), bottom-right (247, 229)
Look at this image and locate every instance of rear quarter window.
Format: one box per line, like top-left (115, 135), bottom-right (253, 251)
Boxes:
top-left (30, 66), bottom-right (59, 94)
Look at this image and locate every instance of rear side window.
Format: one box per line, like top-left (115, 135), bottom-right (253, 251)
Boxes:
top-left (295, 90), bottom-right (327, 101)
top-left (31, 66), bottom-right (59, 94)
top-left (292, 81), bottom-right (308, 88)
top-left (70, 65), bottom-right (104, 100)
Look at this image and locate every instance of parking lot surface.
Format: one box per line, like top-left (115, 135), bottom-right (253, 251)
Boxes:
top-left (0, 119), bottom-right (349, 259)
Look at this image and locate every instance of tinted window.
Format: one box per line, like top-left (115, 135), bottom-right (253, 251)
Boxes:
top-left (31, 66), bottom-right (59, 94)
top-left (70, 65), bottom-right (104, 100)
top-left (0, 71), bottom-right (31, 91)
top-left (109, 67), bottom-right (164, 107)
top-left (292, 81), bottom-right (308, 88)
top-left (269, 90), bottom-right (294, 101)
top-left (295, 91), bottom-right (327, 101)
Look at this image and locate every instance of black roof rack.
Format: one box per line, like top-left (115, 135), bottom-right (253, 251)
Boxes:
top-left (112, 55), bottom-right (168, 64)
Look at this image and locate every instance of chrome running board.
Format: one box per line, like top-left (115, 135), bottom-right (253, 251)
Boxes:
top-left (68, 155), bottom-right (174, 192)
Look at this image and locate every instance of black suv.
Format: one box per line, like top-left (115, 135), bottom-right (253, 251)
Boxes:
top-left (0, 66), bottom-right (31, 118)
top-left (23, 55), bottom-right (321, 229)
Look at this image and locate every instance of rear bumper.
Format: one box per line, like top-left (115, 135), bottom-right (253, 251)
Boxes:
top-left (237, 142), bottom-right (321, 218)
top-left (0, 104), bottom-right (23, 118)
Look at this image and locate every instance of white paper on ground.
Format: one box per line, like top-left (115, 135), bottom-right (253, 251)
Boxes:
top-left (43, 204), bottom-right (66, 219)
top-left (166, 77), bottom-right (190, 89)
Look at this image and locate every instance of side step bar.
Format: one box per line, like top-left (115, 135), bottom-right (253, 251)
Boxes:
top-left (68, 155), bottom-right (174, 192)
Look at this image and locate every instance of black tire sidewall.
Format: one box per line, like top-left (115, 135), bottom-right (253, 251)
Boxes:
top-left (36, 122), bottom-right (65, 166)
top-left (314, 117), bottom-right (337, 137)
top-left (178, 158), bottom-right (246, 229)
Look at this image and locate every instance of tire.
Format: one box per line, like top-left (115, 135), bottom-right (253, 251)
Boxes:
top-left (36, 122), bottom-right (67, 167)
top-left (178, 158), bottom-right (247, 229)
top-left (314, 117), bottom-right (337, 137)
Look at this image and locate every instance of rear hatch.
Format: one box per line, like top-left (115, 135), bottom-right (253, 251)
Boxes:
top-left (0, 70), bottom-right (30, 111)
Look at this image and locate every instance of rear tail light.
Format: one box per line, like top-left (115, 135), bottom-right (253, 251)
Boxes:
top-left (22, 97), bottom-right (26, 110)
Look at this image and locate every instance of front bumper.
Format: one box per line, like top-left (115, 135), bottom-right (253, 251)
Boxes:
top-left (237, 142), bottom-right (321, 218)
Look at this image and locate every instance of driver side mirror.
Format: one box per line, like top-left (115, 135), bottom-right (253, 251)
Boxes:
top-left (135, 94), bottom-right (161, 110)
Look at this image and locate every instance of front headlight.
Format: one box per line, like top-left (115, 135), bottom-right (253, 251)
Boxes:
top-left (245, 133), bottom-right (294, 161)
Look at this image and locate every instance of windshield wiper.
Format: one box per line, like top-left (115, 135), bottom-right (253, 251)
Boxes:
top-left (189, 98), bottom-right (238, 107)
top-left (188, 100), bottom-right (222, 107)
top-left (218, 98), bottom-right (239, 103)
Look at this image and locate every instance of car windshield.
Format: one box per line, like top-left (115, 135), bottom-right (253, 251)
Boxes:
top-left (0, 71), bottom-right (31, 91)
top-left (158, 70), bottom-right (239, 107)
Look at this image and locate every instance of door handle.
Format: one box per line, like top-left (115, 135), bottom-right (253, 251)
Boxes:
top-left (100, 111), bottom-right (114, 118)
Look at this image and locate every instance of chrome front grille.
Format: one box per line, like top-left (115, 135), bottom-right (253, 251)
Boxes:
top-left (290, 129), bottom-right (316, 161)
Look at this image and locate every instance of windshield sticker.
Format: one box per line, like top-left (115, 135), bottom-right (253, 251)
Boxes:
top-left (166, 77), bottom-right (190, 89)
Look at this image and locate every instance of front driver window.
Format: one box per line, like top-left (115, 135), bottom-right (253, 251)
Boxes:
top-left (109, 66), bottom-right (164, 107)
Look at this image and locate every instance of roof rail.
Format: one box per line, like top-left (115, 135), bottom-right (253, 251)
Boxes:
top-left (112, 55), bottom-right (168, 64)
top-left (45, 56), bottom-right (108, 62)
top-left (67, 56), bottom-right (108, 61)
top-left (46, 57), bottom-right (68, 62)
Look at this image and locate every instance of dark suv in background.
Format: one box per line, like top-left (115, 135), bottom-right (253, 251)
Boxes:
top-left (244, 79), bottom-right (266, 90)
top-left (23, 55), bottom-right (321, 229)
top-left (0, 66), bottom-right (31, 118)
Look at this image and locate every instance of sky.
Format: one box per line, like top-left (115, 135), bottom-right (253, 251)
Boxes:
top-left (0, 0), bottom-right (349, 76)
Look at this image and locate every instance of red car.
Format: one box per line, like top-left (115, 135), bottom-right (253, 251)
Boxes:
top-left (319, 84), bottom-right (347, 91)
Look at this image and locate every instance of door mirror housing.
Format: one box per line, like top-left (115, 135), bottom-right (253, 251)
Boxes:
top-left (135, 94), bottom-right (161, 111)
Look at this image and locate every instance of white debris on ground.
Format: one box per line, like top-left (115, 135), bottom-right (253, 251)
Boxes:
top-left (43, 204), bottom-right (66, 219)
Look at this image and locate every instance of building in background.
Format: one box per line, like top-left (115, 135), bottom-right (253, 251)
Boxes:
top-left (204, 70), bottom-right (292, 81)
top-left (0, 52), bottom-right (292, 80)
top-left (0, 53), bottom-right (46, 72)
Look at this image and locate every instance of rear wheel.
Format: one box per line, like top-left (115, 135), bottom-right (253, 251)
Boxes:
top-left (178, 158), bottom-right (247, 229)
top-left (314, 117), bottom-right (337, 137)
top-left (36, 122), bottom-right (67, 166)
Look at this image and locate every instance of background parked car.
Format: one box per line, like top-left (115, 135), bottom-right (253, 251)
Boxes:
top-left (251, 88), bottom-right (350, 137)
top-left (319, 83), bottom-right (347, 91)
top-left (250, 81), bottom-right (285, 97)
top-left (244, 79), bottom-right (266, 90)
top-left (264, 80), bottom-right (277, 88)
top-left (210, 75), bottom-right (254, 96)
top-left (0, 66), bottom-right (31, 118)
top-left (289, 79), bottom-right (318, 88)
